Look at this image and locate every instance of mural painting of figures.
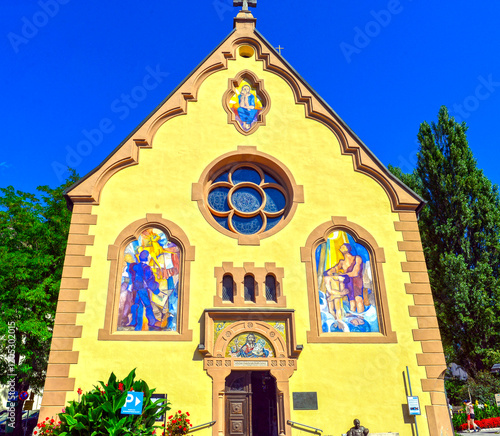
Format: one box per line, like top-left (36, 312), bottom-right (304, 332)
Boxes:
top-left (315, 231), bottom-right (379, 333)
top-left (229, 80), bottom-right (263, 131)
top-left (117, 228), bottom-right (180, 332)
top-left (227, 333), bottom-right (274, 358)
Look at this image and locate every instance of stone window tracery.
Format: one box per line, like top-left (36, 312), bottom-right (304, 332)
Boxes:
top-left (192, 146), bottom-right (304, 245)
top-left (207, 164), bottom-right (288, 236)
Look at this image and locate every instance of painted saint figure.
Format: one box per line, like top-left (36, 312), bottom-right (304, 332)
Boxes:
top-left (316, 231), bottom-right (380, 333)
top-left (119, 253), bottom-right (135, 326)
top-left (323, 243), bottom-right (365, 315)
top-left (230, 333), bottom-right (272, 358)
top-left (237, 85), bottom-right (259, 130)
top-left (236, 333), bottom-right (256, 357)
top-left (129, 250), bottom-right (163, 331)
top-left (118, 228), bottom-right (181, 332)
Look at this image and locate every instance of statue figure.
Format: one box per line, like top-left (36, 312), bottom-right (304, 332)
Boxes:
top-left (347, 419), bottom-right (369, 436)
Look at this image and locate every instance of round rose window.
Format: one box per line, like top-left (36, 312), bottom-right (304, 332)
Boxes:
top-left (207, 164), bottom-right (289, 235)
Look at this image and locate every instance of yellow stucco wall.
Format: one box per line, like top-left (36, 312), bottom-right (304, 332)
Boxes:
top-left (69, 49), bottom-right (431, 436)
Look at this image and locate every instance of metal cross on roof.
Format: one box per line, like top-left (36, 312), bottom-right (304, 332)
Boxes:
top-left (275, 45), bottom-right (284, 55)
top-left (234, 0), bottom-right (257, 12)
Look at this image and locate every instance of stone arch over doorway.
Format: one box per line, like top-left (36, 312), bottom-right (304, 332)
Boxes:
top-left (200, 310), bottom-right (302, 436)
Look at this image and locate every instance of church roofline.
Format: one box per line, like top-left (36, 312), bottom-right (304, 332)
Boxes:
top-left (65, 17), bottom-right (425, 215)
top-left (252, 28), bottom-right (425, 214)
top-left (64, 27), bottom-right (238, 200)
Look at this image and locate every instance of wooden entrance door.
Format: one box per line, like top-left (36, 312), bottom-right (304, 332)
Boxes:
top-left (225, 372), bottom-right (252, 436)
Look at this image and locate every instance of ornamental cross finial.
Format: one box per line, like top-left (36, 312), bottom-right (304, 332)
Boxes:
top-left (234, 0), bottom-right (257, 12)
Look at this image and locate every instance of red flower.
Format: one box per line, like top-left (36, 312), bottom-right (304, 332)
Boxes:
top-left (178, 410), bottom-right (181, 414)
top-left (118, 382), bottom-right (124, 391)
top-left (77, 388), bottom-right (82, 395)
top-left (190, 424), bottom-right (192, 427)
top-left (34, 432), bottom-right (37, 435)
top-left (186, 412), bottom-right (190, 416)
top-left (162, 424), bottom-right (165, 427)
top-left (168, 416), bottom-right (173, 419)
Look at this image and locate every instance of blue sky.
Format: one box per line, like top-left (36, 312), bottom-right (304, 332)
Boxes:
top-left (2, 1), bottom-right (500, 194)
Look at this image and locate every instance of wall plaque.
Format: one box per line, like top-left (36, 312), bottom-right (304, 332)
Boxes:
top-left (293, 392), bottom-right (318, 410)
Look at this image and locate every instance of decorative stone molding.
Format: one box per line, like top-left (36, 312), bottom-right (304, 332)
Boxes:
top-left (395, 211), bottom-right (450, 436)
top-left (40, 204), bottom-right (96, 420)
top-left (201, 309), bottom-right (300, 436)
top-left (192, 146), bottom-right (304, 245)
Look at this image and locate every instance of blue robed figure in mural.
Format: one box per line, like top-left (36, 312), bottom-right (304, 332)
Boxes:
top-left (129, 250), bottom-right (161, 331)
top-left (237, 85), bottom-right (259, 130)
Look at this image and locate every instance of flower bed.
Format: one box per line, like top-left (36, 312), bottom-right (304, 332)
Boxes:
top-left (458, 417), bottom-right (500, 431)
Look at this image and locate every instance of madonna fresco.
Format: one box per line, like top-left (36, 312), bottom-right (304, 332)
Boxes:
top-left (117, 228), bottom-right (180, 332)
top-left (315, 231), bottom-right (379, 333)
top-left (229, 80), bottom-right (263, 132)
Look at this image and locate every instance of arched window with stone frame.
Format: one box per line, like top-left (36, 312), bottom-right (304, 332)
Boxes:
top-left (302, 217), bottom-right (397, 343)
top-left (98, 214), bottom-right (194, 341)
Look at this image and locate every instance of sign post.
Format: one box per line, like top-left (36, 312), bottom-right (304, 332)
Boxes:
top-left (406, 366), bottom-right (420, 436)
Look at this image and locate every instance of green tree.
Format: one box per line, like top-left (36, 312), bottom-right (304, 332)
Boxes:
top-left (389, 106), bottom-right (500, 375)
top-left (0, 172), bottom-right (78, 436)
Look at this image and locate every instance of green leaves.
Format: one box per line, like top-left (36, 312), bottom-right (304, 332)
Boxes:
top-left (390, 106), bottom-right (500, 376)
top-left (0, 171), bottom-right (79, 391)
top-left (0, 172), bottom-right (79, 436)
top-left (56, 369), bottom-right (170, 436)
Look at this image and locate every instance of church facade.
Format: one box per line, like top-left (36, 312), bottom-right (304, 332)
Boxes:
top-left (40, 7), bottom-right (452, 436)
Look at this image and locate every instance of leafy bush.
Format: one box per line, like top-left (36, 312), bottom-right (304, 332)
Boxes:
top-left (55, 369), bottom-right (169, 436)
top-left (447, 372), bottom-right (500, 406)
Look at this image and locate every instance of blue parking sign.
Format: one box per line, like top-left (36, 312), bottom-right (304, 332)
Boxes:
top-left (121, 391), bottom-right (144, 415)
